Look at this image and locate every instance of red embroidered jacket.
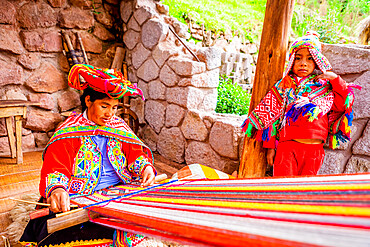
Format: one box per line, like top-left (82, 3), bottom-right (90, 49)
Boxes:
top-left (263, 76), bottom-right (349, 149)
top-left (39, 113), bottom-right (155, 198)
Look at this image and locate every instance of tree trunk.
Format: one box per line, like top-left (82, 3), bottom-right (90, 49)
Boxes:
top-left (238, 0), bottom-right (295, 178)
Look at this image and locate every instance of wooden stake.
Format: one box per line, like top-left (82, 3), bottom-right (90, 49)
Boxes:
top-left (55, 207), bottom-right (85, 218)
top-left (61, 30), bottom-right (79, 65)
top-left (111, 46), bottom-right (125, 71)
top-left (169, 26), bottom-right (200, 62)
top-left (123, 63), bottom-right (128, 79)
top-left (76, 31), bottom-right (89, 64)
top-left (9, 197), bottom-right (78, 208)
top-left (238, 0), bottom-right (295, 178)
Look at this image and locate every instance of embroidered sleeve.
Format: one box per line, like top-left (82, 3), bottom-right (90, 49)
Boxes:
top-left (127, 155), bottom-right (156, 179)
top-left (330, 76), bottom-right (350, 113)
top-left (241, 79), bottom-right (286, 142)
top-left (44, 171), bottom-right (69, 198)
top-left (39, 138), bottom-right (79, 198)
top-left (328, 77), bottom-right (361, 149)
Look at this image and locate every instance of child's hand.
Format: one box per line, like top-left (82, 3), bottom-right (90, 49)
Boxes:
top-left (266, 148), bottom-right (276, 167)
top-left (141, 166), bottom-right (155, 187)
top-left (316, 71), bottom-right (338, 81)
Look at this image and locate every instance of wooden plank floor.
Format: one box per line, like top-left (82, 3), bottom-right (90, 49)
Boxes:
top-left (0, 151), bottom-right (42, 245)
top-left (0, 150), bottom-right (185, 244)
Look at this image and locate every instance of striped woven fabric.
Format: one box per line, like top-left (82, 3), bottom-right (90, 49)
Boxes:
top-left (70, 173), bottom-right (370, 247)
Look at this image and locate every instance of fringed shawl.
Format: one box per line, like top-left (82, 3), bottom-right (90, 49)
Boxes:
top-left (43, 113), bottom-right (152, 161)
top-left (241, 74), bottom-right (358, 149)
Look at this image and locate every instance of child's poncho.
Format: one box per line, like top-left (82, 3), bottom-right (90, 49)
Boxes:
top-left (241, 32), bottom-right (360, 149)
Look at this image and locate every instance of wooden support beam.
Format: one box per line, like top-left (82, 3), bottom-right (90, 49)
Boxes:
top-left (239, 0), bottom-right (295, 178)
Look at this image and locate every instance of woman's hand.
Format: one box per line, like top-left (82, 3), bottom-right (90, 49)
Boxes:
top-left (316, 71), bottom-right (338, 81)
top-left (47, 188), bottom-right (70, 213)
top-left (266, 148), bottom-right (276, 167)
top-left (141, 166), bottom-right (155, 187)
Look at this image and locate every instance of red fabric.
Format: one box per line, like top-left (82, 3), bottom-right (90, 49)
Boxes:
top-left (263, 76), bottom-right (348, 149)
top-left (273, 140), bottom-right (325, 176)
top-left (39, 138), bottom-right (153, 198)
top-left (263, 137), bottom-right (276, 149)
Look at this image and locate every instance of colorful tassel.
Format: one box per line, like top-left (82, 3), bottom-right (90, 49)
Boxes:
top-left (285, 103), bottom-right (317, 125)
top-left (241, 118), bottom-right (250, 133)
top-left (307, 106), bottom-right (322, 122)
top-left (245, 122), bottom-right (254, 137)
top-left (262, 127), bottom-right (271, 141)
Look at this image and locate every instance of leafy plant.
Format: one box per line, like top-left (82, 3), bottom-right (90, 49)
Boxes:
top-left (292, 7), bottom-right (343, 44)
top-left (292, 0), bottom-right (369, 43)
top-left (215, 75), bottom-right (251, 116)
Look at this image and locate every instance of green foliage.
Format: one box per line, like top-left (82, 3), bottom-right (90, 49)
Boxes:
top-left (292, 7), bottom-right (343, 44)
top-left (161, 0), bottom-right (266, 43)
top-left (292, 0), bottom-right (369, 43)
top-left (215, 76), bottom-right (251, 116)
top-left (161, 0), bottom-right (369, 45)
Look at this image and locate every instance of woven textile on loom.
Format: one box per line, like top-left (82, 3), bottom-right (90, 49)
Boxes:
top-left (70, 173), bottom-right (370, 247)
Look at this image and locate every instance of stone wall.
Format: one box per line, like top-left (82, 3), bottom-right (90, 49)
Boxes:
top-left (122, 0), bottom-right (370, 175)
top-left (121, 0), bottom-right (245, 174)
top-left (220, 51), bottom-right (256, 92)
top-left (319, 44), bottom-right (370, 174)
top-left (0, 0), bottom-right (368, 175)
top-left (0, 0), bottom-right (122, 155)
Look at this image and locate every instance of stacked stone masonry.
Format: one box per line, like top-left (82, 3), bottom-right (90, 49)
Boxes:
top-left (122, 0), bottom-right (370, 175)
top-left (319, 44), bottom-right (370, 174)
top-left (0, 0), bottom-right (122, 154)
top-left (121, 0), bottom-right (244, 174)
top-left (0, 0), bottom-right (368, 175)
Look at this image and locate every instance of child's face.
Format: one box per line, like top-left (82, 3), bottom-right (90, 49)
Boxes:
top-left (292, 48), bottom-right (316, 77)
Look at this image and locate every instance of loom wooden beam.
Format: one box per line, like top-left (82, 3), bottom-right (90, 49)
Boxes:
top-left (47, 209), bottom-right (100, 234)
top-left (239, 0), bottom-right (295, 178)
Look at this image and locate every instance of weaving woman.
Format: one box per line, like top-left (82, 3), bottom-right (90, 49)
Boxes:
top-left (20, 64), bottom-right (156, 246)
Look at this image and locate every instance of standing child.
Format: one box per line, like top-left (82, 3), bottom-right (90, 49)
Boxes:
top-left (241, 32), bottom-right (360, 176)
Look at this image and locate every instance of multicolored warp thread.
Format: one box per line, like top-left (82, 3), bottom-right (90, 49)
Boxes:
top-left (71, 173), bottom-right (370, 247)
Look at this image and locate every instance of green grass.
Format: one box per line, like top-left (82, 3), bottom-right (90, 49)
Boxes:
top-left (292, 0), bottom-right (370, 43)
top-left (161, 0), bottom-right (369, 44)
top-left (161, 0), bottom-right (267, 43)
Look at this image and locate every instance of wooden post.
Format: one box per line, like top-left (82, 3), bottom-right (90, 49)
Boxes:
top-left (5, 117), bottom-right (16, 158)
top-left (15, 115), bottom-right (23, 164)
top-left (111, 46), bottom-right (125, 72)
top-left (238, 0), bottom-right (295, 178)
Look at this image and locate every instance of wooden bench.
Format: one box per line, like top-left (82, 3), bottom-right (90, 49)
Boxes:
top-left (0, 100), bottom-right (39, 164)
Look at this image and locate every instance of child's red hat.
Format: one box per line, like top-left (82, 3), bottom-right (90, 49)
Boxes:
top-left (283, 31), bottom-right (333, 77)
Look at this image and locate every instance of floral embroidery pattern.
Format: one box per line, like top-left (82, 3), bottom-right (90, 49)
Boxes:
top-left (45, 171), bottom-right (69, 197)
